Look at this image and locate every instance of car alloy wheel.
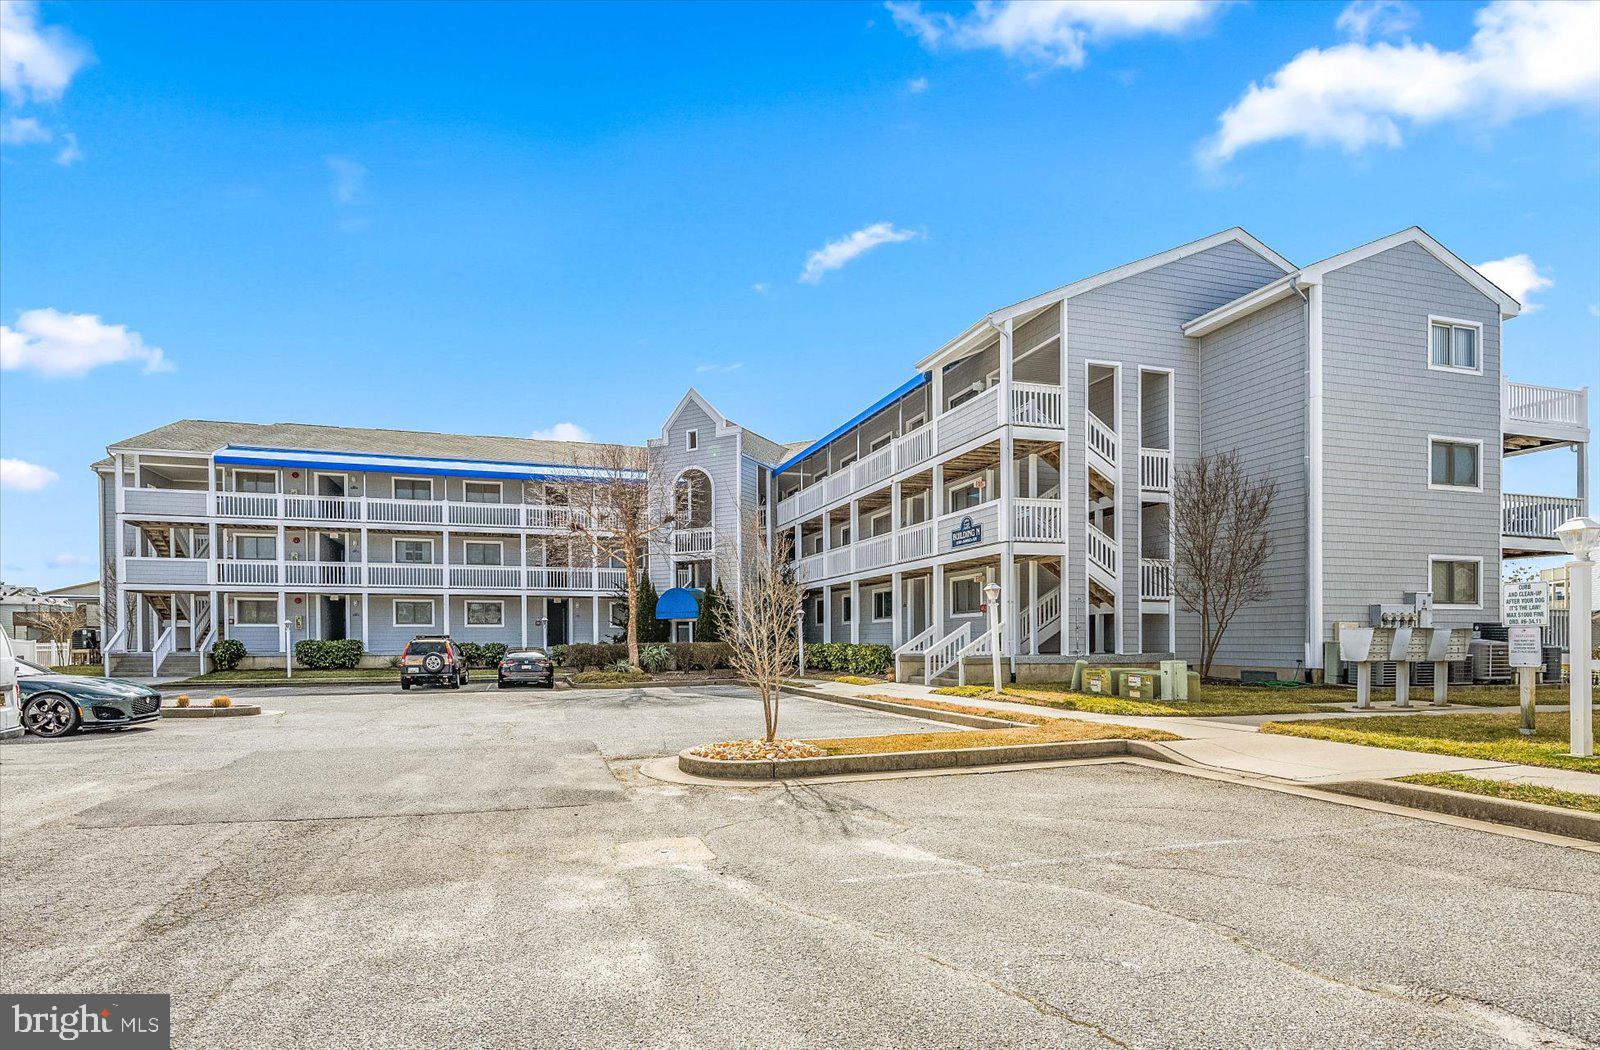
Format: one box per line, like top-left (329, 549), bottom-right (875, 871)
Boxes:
top-left (23, 695), bottom-right (80, 739)
top-left (423, 653), bottom-right (444, 673)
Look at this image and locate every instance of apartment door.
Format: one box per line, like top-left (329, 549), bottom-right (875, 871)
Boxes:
top-left (320, 596), bottom-right (347, 640)
top-left (547, 599), bottom-right (569, 646)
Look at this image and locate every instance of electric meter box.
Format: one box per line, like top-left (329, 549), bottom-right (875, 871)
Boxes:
top-left (1158, 659), bottom-right (1189, 701)
top-left (1119, 670), bottom-right (1159, 700)
top-left (1082, 667), bottom-right (1114, 695)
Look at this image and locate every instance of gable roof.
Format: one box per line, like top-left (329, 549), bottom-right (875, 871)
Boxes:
top-left (917, 227), bottom-right (1295, 370)
top-left (1183, 226), bottom-right (1522, 338)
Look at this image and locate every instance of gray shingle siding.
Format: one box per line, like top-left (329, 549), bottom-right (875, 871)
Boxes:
top-left (1198, 294), bottom-right (1309, 670)
top-left (1319, 241), bottom-right (1503, 639)
top-left (1066, 240), bottom-right (1290, 657)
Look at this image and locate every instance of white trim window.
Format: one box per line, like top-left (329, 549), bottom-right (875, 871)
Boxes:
top-left (949, 574), bottom-right (984, 617)
top-left (234, 469), bottom-right (277, 494)
top-left (463, 480), bottom-right (502, 504)
top-left (465, 600), bottom-right (503, 626)
top-left (464, 540), bottom-right (503, 566)
top-left (608, 600), bottom-right (628, 628)
top-left (234, 597), bottom-right (277, 625)
top-left (1428, 437), bottom-right (1482, 490)
top-left (841, 595), bottom-right (852, 624)
top-left (394, 599), bottom-right (436, 627)
top-left (685, 429), bottom-right (699, 451)
top-left (393, 476), bottom-right (433, 501)
top-left (1427, 316), bottom-right (1482, 374)
top-left (1430, 556), bottom-right (1483, 609)
top-left (234, 533), bottom-right (277, 561)
top-left (813, 598), bottom-right (824, 623)
top-left (871, 588), bottom-right (892, 622)
top-left (394, 538), bottom-right (434, 564)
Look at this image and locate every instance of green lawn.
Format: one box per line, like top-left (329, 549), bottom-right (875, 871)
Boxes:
top-left (1398, 772), bottom-right (1600, 814)
top-left (1262, 711), bottom-right (1599, 774)
top-left (172, 667), bottom-right (402, 685)
top-left (933, 681), bottom-right (1556, 718)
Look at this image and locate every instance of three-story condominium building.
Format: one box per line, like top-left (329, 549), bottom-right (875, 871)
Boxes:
top-left (94, 226), bottom-right (1589, 681)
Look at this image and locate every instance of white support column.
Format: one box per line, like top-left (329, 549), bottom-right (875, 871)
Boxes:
top-left (931, 563), bottom-right (945, 640)
top-left (540, 597), bottom-right (549, 648)
top-left (891, 570), bottom-right (904, 648)
top-left (999, 429), bottom-right (1014, 541)
top-left (1002, 550), bottom-right (1018, 676)
top-left (1578, 441), bottom-right (1590, 516)
top-left (520, 593), bottom-right (529, 648)
top-left (849, 578), bottom-right (861, 644)
top-left (931, 365), bottom-right (945, 448)
top-left (1306, 280), bottom-right (1325, 675)
top-left (932, 463), bottom-right (944, 520)
top-left (1028, 560), bottom-right (1040, 655)
top-left (135, 594), bottom-right (145, 651)
top-left (890, 481), bottom-right (903, 533)
top-left (997, 317), bottom-right (1014, 427)
top-left (361, 591), bottom-right (369, 650)
top-left (114, 452), bottom-right (127, 513)
top-left (590, 594), bottom-right (600, 642)
top-left (277, 590), bottom-right (287, 654)
top-left (441, 528), bottom-right (451, 635)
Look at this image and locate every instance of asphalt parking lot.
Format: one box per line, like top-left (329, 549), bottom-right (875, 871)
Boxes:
top-left (3, 684), bottom-right (1598, 1049)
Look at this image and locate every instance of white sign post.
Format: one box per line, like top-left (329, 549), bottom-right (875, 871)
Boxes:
top-left (1504, 580), bottom-right (1548, 737)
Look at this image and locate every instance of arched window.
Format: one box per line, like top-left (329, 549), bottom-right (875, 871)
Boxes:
top-left (675, 470), bottom-right (713, 529)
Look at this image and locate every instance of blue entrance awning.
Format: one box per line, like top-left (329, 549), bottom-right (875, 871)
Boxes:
top-left (655, 587), bottom-right (702, 620)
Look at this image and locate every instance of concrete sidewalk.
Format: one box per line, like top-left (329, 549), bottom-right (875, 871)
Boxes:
top-left (798, 679), bottom-right (1600, 796)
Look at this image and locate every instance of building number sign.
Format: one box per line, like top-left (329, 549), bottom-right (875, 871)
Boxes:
top-left (950, 515), bottom-right (983, 549)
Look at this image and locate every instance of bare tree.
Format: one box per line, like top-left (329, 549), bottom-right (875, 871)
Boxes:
top-left (1172, 450), bottom-right (1276, 678)
top-left (546, 444), bottom-right (676, 670)
top-left (15, 603), bottom-right (87, 646)
top-left (713, 517), bottom-right (802, 742)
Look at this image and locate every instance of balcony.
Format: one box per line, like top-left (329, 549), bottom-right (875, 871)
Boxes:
top-left (1139, 448), bottom-right (1172, 494)
top-left (673, 527), bottom-right (714, 556)
top-left (775, 382), bottom-right (1066, 527)
top-left (1140, 558), bottom-right (1173, 602)
top-left (118, 491), bottom-right (596, 532)
top-left (121, 558), bottom-right (624, 593)
top-left (1503, 379), bottom-right (1588, 451)
top-left (1503, 493), bottom-right (1584, 555)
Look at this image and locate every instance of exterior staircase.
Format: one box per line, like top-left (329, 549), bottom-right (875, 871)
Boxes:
top-left (110, 652), bottom-right (202, 679)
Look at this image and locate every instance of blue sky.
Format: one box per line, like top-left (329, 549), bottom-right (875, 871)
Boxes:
top-left (2, 0), bottom-right (1597, 587)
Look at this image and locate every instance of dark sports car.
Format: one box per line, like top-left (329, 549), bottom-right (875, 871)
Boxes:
top-left (16, 660), bottom-right (162, 739)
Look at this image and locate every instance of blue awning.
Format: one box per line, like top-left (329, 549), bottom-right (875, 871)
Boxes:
top-left (655, 587), bottom-right (702, 620)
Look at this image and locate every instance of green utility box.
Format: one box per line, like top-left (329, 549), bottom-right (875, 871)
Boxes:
top-left (1187, 672), bottom-right (1202, 700)
top-left (1081, 667), bottom-right (1114, 695)
top-left (1071, 659), bottom-right (1088, 692)
top-left (1118, 669), bottom-right (1159, 700)
top-left (1158, 659), bottom-right (1189, 701)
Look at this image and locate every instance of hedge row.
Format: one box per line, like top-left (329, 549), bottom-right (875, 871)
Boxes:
top-left (803, 642), bottom-right (893, 677)
top-left (561, 641), bottom-right (733, 672)
top-left (294, 639), bottom-right (365, 669)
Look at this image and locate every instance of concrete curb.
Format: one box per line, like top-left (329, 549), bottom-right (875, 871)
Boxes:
top-left (163, 704), bottom-right (263, 718)
top-left (781, 685), bottom-right (1025, 729)
top-left (679, 738), bottom-right (1171, 780)
top-left (1324, 778), bottom-right (1600, 843)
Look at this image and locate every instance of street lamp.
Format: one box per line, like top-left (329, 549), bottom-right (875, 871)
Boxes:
top-left (795, 598), bottom-right (807, 678)
top-left (983, 581), bottom-right (1002, 691)
top-left (1555, 515), bottom-right (1598, 758)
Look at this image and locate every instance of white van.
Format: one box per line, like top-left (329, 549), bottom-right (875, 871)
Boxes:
top-left (0, 630), bottom-right (22, 739)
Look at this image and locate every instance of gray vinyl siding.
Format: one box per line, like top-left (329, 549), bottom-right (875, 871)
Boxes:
top-left (1198, 294), bottom-right (1309, 670)
top-left (366, 594), bottom-right (443, 654)
top-left (1066, 240), bottom-right (1291, 657)
top-left (1320, 242), bottom-right (1503, 639)
top-left (650, 398), bottom-right (742, 592)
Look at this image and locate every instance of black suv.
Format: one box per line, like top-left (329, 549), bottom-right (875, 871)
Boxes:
top-left (400, 636), bottom-right (468, 689)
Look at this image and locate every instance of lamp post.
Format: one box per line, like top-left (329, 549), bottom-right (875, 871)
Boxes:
top-left (1555, 516), bottom-right (1598, 758)
top-left (795, 598), bottom-right (807, 678)
top-left (983, 581), bottom-right (1002, 691)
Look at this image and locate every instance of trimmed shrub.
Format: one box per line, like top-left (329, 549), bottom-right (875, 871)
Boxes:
top-left (673, 641), bottom-right (732, 672)
top-left (804, 642), bottom-right (891, 677)
top-left (565, 642), bottom-right (629, 670)
top-left (294, 639), bottom-right (364, 670)
top-left (639, 644), bottom-right (673, 673)
top-left (175, 694), bottom-right (191, 708)
top-left (211, 695), bottom-right (233, 708)
top-left (548, 644), bottom-right (568, 667)
top-left (571, 669), bottom-right (651, 685)
top-left (210, 638), bottom-right (246, 671)
top-left (457, 642), bottom-right (508, 668)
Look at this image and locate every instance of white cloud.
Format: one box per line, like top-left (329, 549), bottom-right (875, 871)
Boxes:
top-left (1335, 0), bottom-right (1417, 41)
top-left (886, 0), bottom-right (1223, 69)
top-left (0, 458), bottom-right (58, 491)
top-left (800, 222), bottom-right (920, 284)
top-left (695, 362), bottom-right (743, 374)
top-left (1589, 303), bottom-right (1600, 318)
top-left (751, 282), bottom-right (769, 294)
top-left (45, 552), bottom-right (90, 568)
top-left (0, 0), bottom-right (90, 103)
top-left (325, 154), bottom-right (366, 205)
top-left (907, 76), bottom-right (930, 93)
top-left (1476, 254), bottom-right (1553, 310)
top-left (529, 422), bottom-right (593, 442)
top-left (1201, 0), bottom-right (1600, 166)
top-left (1, 308), bottom-right (173, 378)
top-left (53, 129), bottom-right (79, 165)
top-left (0, 113), bottom-right (48, 143)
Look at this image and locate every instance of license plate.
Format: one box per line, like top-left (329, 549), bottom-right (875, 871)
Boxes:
top-left (519, 662), bottom-right (535, 669)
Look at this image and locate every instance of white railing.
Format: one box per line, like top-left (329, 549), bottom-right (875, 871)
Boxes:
top-left (1012, 498), bottom-right (1063, 542)
top-left (527, 505), bottom-right (582, 531)
top-left (897, 521), bottom-right (936, 562)
top-left (855, 444), bottom-right (895, 490)
top-left (774, 419), bottom-right (948, 528)
top-left (450, 565), bottom-right (523, 589)
top-left (368, 564), bottom-right (446, 588)
top-left (674, 527), bottom-right (714, 555)
top-left (1010, 382), bottom-right (1063, 428)
top-left (285, 562), bottom-right (362, 587)
top-left (924, 623), bottom-right (973, 684)
top-left (1088, 522), bottom-right (1118, 579)
top-left (366, 498), bottom-right (446, 525)
top-left (526, 566), bottom-right (627, 592)
top-left (855, 534), bottom-right (896, 572)
top-left (449, 502), bottom-right (521, 528)
top-left (938, 386), bottom-right (1000, 453)
top-left (125, 488), bottom-right (209, 516)
top-left (1021, 587), bottom-right (1061, 652)
top-left (954, 623), bottom-right (999, 687)
top-left (216, 492), bottom-right (280, 518)
top-left (101, 622), bottom-right (128, 677)
top-left (824, 547), bottom-right (853, 578)
top-left (894, 425), bottom-right (933, 473)
top-left (216, 559), bottom-right (280, 585)
top-left (1503, 380), bottom-right (1587, 430)
top-left (1140, 558), bottom-right (1173, 601)
top-left (150, 622), bottom-right (177, 677)
top-left (1140, 448), bottom-right (1171, 492)
top-left (1503, 493), bottom-right (1584, 539)
top-left (891, 623), bottom-right (938, 681)
top-left (284, 495), bottom-right (363, 522)
top-left (1088, 414), bottom-right (1118, 469)
top-left (797, 551), bottom-right (826, 585)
